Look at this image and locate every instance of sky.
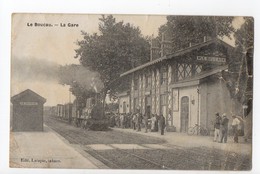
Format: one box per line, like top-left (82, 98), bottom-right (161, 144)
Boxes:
top-left (11, 14), bottom-right (167, 106)
top-left (12, 14), bottom-right (167, 65)
top-left (11, 14), bottom-right (244, 106)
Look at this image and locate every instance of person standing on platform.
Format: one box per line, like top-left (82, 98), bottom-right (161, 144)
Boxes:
top-left (120, 114), bottom-right (124, 128)
top-left (159, 114), bottom-right (166, 135)
top-left (135, 108), bottom-right (142, 131)
top-left (154, 114), bottom-right (159, 132)
top-left (232, 115), bottom-right (240, 143)
top-left (132, 113), bottom-right (137, 130)
top-left (136, 112), bottom-right (142, 132)
top-left (213, 112), bottom-right (222, 142)
top-left (220, 113), bottom-right (229, 143)
top-left (150, 114), bottom-right (156, 132)
top-left (143, 113), bottom-right (149, 133)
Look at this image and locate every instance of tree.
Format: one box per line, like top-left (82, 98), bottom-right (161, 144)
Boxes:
top-left (232, 17), bottom-right (254, 105)
top-left (234, 17), bottom-right (254, 52)
top-left (74, 15), bottom-right (150, 115)
top-left (158, 16), bottom-right (235, 50)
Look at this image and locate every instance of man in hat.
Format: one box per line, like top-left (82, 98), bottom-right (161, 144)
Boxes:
top-left (135, 107), bottom-right (142, 132)
top-left (213, 112), bottom-right (222, 142)
top-left (150, 114), bottom-right (156, 132)
top-left (219, 113), bottom-right (229, 143)
top-left (143, 112), bottom-right (149, 133)
top-left (159, 114), bottom-right (166, 135)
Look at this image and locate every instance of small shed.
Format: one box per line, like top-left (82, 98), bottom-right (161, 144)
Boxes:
top-left (11, 89), bottom-right (46, 131)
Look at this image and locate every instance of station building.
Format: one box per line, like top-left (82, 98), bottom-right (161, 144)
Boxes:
top-left (11, 89), bottom-right (46, 132)
top-left (120, 37), bottom-right (243, 132)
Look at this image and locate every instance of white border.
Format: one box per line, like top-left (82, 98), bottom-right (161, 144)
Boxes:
top-left (1, 0), bottom-right (259, 174)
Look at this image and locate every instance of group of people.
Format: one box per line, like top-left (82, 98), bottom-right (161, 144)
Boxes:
top-left (108, 113), bottom-right (132, 129)
top-left (214, 112), bottom-right (242, 143)
top-left (132, 112), bottom-right (166, 135)
top-left (110, 110), bottom-right (245, 142)
top-left (108, 109), bottom-right (166, 135)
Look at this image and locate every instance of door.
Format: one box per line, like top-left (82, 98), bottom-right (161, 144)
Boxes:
top-left (133, 98), bottom-right (138, 113)
top-left (161, 106), bottom-right (167, 117)
top-left (146, 106), bottom-right (151, 118)
top-left (145, 96), bottom-right (151, 117)
top-left (180, 96), bottom-right (189, 132)
top-left (123, 101), bottom-right (126, 113)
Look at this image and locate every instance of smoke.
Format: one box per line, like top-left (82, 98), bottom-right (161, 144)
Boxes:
top-left (12, 56), bottom-right (59, 83)
top-left (59, 64), bottom-right (103, 93)
top-left (11, 57), bottom-right (103, 93)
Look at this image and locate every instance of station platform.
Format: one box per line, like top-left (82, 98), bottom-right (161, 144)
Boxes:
top-left (10, 125), bottom-right (101, 169)
top-left (112, 127), bottom-right (252, 156)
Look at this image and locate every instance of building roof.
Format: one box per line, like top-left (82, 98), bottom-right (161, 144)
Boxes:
top-left (120, 38), bottom-right (233, 77)
top-left (172, 65), bottom-right (228, 87)
top-left (11, 89), bottom-right (46, 104)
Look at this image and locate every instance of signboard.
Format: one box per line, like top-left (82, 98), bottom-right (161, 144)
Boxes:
top-left (197, 56), bottom-right (226, 63)
top-left (19, 102), bottom-right (38, 106)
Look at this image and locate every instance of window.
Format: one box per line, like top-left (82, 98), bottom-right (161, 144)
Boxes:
top-left (186, 64), bottom-right (192, 77)
top-left (145, 73), bottom-right (151, 88)
top-left (160, 94), bottom-right (167, 116)
top-left (134, 98), bottom-right (139, 112)
top-left (177, 63), bottom-right (192, 81)
top-left (178, 64), bottom-right (185, 80)
top-left (160, 67), bottom-right (167, 85)
top-left (160, 94), bottom-right (167, 106)
top-left (145, 96), bottom-right (151, 106)
top-left (195, 65), bottom-right (202, 74)
top-left (171, 64), bottom-right (176, 83)
top-left (134, 76), bottom-right (138, 90)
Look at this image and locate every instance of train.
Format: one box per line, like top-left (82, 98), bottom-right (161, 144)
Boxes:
top-left (48, 103), bottom-right (73, 123)
top-left (46, 96), bottom-right (109, 130)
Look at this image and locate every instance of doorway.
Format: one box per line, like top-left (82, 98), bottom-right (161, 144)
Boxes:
top-left (180, 96), bottom-right (189, 132)
top-left (145, 96), bottom-right (151, 117)
top-left (123, 101), bottom-right (126, 113)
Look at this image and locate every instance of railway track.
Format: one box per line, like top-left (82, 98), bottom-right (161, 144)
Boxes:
top-left (46, 116), bottom-right (168, 169)
top-left (45, 116), bottom-right (251, 170)
top-left (61, 131), bottom-right (121, 169)
top-left (106, 144), bottom-right (171, 169)
top-left (52, 127), bottom-right (167, 169)
top-left (55, 129), bottom-right (169, 169)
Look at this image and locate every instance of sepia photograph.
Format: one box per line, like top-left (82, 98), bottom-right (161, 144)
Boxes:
top-left (10, 13), bottom-right (253, 170)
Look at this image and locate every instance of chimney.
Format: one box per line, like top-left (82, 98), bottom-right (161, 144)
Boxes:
top-left (161, 33), bottom-right (165, 57)
top-left (150, 38), bottom-right (153, 61)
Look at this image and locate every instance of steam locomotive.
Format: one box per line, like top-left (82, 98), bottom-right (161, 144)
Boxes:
top-left (47, 96), bottom-right (109, 130)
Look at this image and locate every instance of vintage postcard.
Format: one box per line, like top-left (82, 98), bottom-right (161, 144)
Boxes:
top-left (10, 13), bottom-right (253, 170)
